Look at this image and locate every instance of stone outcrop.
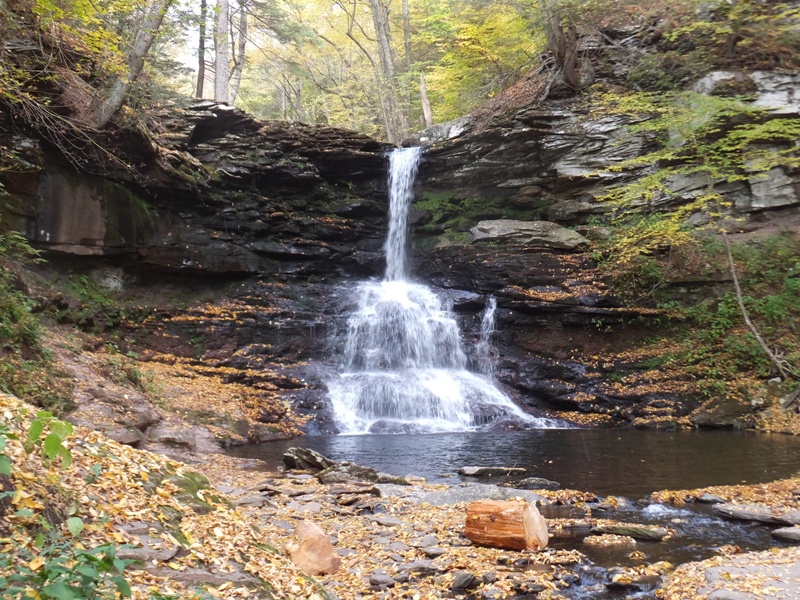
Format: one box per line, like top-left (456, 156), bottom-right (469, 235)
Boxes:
top-left (469, 220), bottom-right (589, 250)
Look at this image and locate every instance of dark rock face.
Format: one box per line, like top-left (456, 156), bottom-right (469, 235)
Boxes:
top-left (6, 83), bottom-right (797, 433)
top-left (4, 103), bottom-right (393, 279)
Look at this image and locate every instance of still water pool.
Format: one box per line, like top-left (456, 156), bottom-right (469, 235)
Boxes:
top-left (228, 429), bottom-right (800, 498)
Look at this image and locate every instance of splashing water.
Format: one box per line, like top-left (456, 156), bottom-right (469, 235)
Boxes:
top-left (328, 147), bottom-right (558, 434)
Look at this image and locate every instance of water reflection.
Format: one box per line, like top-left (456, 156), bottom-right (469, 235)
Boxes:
top-left (228, 429), bottom-right (800, 498)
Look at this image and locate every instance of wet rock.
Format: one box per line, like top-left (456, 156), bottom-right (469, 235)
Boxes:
top-left (583, 534), bottom-right (637, 547)
top-left (470, 220), bottom-right (589, 250)
top-left (317, 461), bottom-right (379, 484)
top-left (282, 447), bottom-right (336, 471)
top-left (511, 579), bottom-right (547, 595)
top-left (696, 493), bottom-right (725, 504)
top-left (512, 477), bottom-right (562, 491)
top-left (590, 523), bottom-right (669, 541)
top-left (713, 503), bottom-right (800, 525)
top-left (459, 466), bottom-right (527, 477)
top-left (287, 520), bottom-right (341, 576)
top-left (772, 526), bottom-right (800, 542)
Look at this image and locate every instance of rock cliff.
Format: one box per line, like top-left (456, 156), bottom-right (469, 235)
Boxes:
top-left (2, 71), bottom-right (799, 440)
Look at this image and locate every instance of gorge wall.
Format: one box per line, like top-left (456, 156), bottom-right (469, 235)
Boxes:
top-left (2, 69), bottom-right (799, 445)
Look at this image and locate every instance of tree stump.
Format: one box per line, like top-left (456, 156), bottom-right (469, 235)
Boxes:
top-left (464, 500), bottom-right (548, 551)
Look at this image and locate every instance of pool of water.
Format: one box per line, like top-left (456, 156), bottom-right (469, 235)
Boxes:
top-left (228, 429), bottom-right (800, 498)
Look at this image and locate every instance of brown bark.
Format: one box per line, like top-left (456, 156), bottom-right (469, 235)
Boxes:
top-left (214, 0), bottom-right (231, 102)
top-left (401, 0), bottom-right (412, 69)
top-left (196, 0), bottom-right (207, 98)
top-left (420, 71), bottom-right (433, 128)
top-left (464, 500), bottom-right (548, 551)
top-left (228, 0), bottom-right (248, 103)
top-left (89, 0), bottom-right (173, 128)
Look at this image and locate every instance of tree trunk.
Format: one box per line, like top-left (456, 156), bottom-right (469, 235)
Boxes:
top-left (196, 0), bottom-right (207, 98)
top-left (214, 0), bottom-right (231, 103)
top-left (420, 72), bottom-right (433, 128)
top-left (464, 501), bottom-right (549, 551)
top-left (401, 0), bottom-right (412, 70)
top-left (723, 233), bottom-right (791, 379)
top-left (88, 0), bottom-right (173, 128)
top-left (368, 0), bottom-right (395, 79)
top-left (228, 0), bottom-right (248, 103)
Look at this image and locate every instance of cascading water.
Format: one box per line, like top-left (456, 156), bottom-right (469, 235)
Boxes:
top-left (476, 296), bottom-right (497, 378)
top-left (328, 147), bottom-right (554, 434)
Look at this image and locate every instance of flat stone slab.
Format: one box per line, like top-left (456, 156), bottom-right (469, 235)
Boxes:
top-left (696, 547), bottom-right (800, 599)
top-left (772, 526), bottom-right (800, 542)
top-left (712, 503), bottom-right (800, 525)
top-left (591, 523), bottom-right (669, 541)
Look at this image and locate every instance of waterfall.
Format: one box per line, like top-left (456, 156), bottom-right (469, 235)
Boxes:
top-left (476, 296), bottom-right (497, 378)
top-left (328, 147), bottom-right (555, 434)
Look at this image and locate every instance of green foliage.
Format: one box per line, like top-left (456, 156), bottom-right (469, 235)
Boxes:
top-left (414, 191), bottom-right (536, 243)
top-left (0, 230), bottom-right (74, 413)
top-left (23, 410), bottom-right (74, 469)
top-left (423, 2), bottom-right (540, 121)
top-left (0, 532), bottom-right (133, 600)
top-left (663, 0), bottom-right (800, 70)
top-left (0, 412), bottom-right (134, 600)
top-left (591, 89), bottom-right (800, 269)
top-left (642, 234), bottom-right (800, 397)
top-left (0, 231), bottom-right (42, 348)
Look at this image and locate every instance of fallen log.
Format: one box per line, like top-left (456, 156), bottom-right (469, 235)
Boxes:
top-left (464, 500), bottom-right (548, 551)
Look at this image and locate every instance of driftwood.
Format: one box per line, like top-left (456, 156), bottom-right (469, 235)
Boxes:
top-left (464, 500), bottom-right (548, 551)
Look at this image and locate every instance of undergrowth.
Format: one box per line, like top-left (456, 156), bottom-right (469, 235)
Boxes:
top-left (0, 230), bottom-right (74, 414)
top-left (603, 232), bottom-right (800, 401)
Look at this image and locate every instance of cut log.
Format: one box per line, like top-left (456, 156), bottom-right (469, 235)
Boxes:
top-left (464, 500), bottom-right (548, 551)
top-left (287, 520), bottom-right (341, 576)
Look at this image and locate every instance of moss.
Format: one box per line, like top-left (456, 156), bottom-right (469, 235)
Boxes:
top-left (413, 191), bottom-right (535, 246)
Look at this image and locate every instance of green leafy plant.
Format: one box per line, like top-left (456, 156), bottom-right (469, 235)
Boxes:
top-left (23, 410), bottom-right (74, 468)
top-left (0, 535), bottom-right (133, 600)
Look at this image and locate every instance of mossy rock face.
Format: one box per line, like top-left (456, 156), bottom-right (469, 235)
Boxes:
top-left (689, 397), bottom-right (756, 429)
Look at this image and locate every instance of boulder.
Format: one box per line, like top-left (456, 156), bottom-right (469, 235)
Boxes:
top-left (282, 447), bottom-right (336, 471)
top-left (713, 503), bottom-right (800, 525)
top-left (287, 520), bottom-right (341, 576)
top-left (590, 523), bottom-right (669, 541)
top-left (512, 477), bottom-right (562, 491)
top-left (316, 461), bottom-right (379, 484)
top-left (470, 220), bottom-right (589, 250)
top-left (772, 526), bottom-right (800, 542)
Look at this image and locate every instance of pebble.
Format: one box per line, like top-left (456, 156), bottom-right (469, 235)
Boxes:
top-left (369, 515), bottom-right (405, 527)
top-left (452, 571), bottom-right (477, 590)
top-left (413, 533), bottom-right (440, 547)
top-left (369, 569), bottom-right (396, 588)
top-left (422, 547), bottom-right (447, 558)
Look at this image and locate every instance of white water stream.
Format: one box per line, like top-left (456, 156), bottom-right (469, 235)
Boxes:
top-left (328, 147), bottom-right (555, 433)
